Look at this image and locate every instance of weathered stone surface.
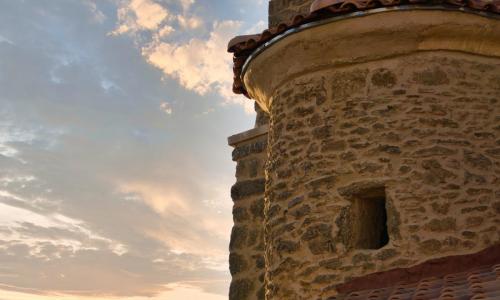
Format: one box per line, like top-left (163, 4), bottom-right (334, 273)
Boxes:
top-left (256, 286), bottom-right (265, 300)
top-left (413, 146), bottom-right (457, 157)
top-left (232, 141), bottom-right (267, 161)
top-left (229, 131), bottom-right (267, 300)
top-left (301, 223), bottom-right (332, 241)
top-left (352, 253), bottom-right (372, 265)
top-left (247, 229), bottom-right (259, 246)
top-left (290, 204), bottom-right (311, 219)
top-left (320, 258), bottom-right (342, 269)
top-left (378, 145), bottom-right (401, 154)
top-left (231, 179), bottom-right (265, 201)
top-left (431, 202), bottom-right (451, 214)
top-left (338, 181), bottom-right (385, 198)
top-left (307, 175), bottom-right (336, 189)
top-left (419, 239), bottom-right (442, 254)
top-left (255, 102), bottom-right (269, 127)
top-left (233, 207), bottom-right (249, 222)
top-left (464, 171), bottom-right (487, 185)
top-left (255, 254), bottom-right (265, 269)
top-left (230, 225), bottom-right (248, 250)
top-left (331, 69), bottom-right (368, 99)
top-left (237, 158), bottom-right (260, 179)
top-left (276, 240), bottom-right (300, 253)
top-left (371, 68), bottom-right (397, 88)
top-left (412, 67), bottom-right (449, 85)
top-left (464, 150), bottom-right (492, 170)
top-left (234, 43), bottom-right (500, 299)
top-left (376, 249), bottom-right (399, 261)
top-left (308, 238), bottom-right (334, 255)
top-left (322, 140), bottom-right (347, 152)
top-left (288, 196), bottom-right (304, 208)
top-left (461, 206), bottom-right (488, 213)
top-left (493, 201), bottom-right (500, 213)
top-left (462, 231), bottom-right (477, 239)
top-left (425, 218), bottom-right (457, 232)
top-left (422, 159), bottom-right (456, 185)
top-left (313, 274), bottom-right (337, 284)
top-left (250, 198), bottom-right (264, 220)
top-left (467, 216), bottom-right (484, 227)
top-left (229, 253), bottom-right (248, 276)
top-left (229, 278), bottom-right (253, 300)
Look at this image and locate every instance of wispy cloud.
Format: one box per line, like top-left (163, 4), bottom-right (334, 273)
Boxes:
top-left (0, 282), bottom-right (226, 300)
top-left (176, 14), bottom-right (202, 29)
top-left (117, 179), bottom-right (232, 263)
top-left (82, 0), bottom-right (106, 23)
top-left (180, 0), bottom-right (195, 12)
top-left (0, 35), bottom-right (14, 45)
top-left (0, 115), bottom-right (65, 160)
top-left (143, 21), bottom-right (248, 108)
top-left (0, 202), bottom-right (127, 256)
top-left (159, 102), bottom-right (172, 115)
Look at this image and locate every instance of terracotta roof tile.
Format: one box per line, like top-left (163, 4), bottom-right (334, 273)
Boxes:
top-left (331, 264), bottom-right (500, 300)
top-left (228, 0), bottom-right (500, 98)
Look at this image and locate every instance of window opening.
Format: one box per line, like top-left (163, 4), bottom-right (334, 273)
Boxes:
top-left (351, 186), bottom-right (389, 249)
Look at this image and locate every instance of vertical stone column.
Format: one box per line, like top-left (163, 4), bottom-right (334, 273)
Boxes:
top-left (228, 125), bottom-right (268, 300)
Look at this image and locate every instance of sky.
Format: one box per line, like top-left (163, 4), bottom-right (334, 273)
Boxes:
top-left (0, 0), bottom-right (266, 299)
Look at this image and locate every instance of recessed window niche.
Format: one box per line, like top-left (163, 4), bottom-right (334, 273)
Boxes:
top-left (350, 185), bottom-right (389, 250)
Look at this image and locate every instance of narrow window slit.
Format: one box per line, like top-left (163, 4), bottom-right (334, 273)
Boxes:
top-left (351, 186), bottom-right (389, 249)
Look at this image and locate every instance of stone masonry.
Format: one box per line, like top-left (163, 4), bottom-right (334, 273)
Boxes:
top-left (228, 117), bottom-right (268, 300)
top-left (262, 51), bottom-right (500, 299)
top-left (228, 4), bottom-right (500, 300)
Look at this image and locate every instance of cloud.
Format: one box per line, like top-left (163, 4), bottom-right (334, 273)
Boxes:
top-left (113, 0), bottom-right (170, 34)
top-left (143, 21), bottom-right (253, 112)
top-left (158, 25), bottom-right (174, 37)
top-left (117, 180), bottom-right (232, 262)
top-left (112, 1), bottom-right (254, 113)
top-left (82, 0), bottom-right (106, 23)
top-left (0, 119), bottom-right (36, 158)
top-left (180, 0), bottom-right (195, 11)
top-left (144, 20), bottom-right (237, 94)
top-left (246, 20), bottom-right (266, 34)
top-left (159, 102), bottom-right (172, 115)
top-left (0, 112), bottom-right (66, 160)
top-left (177, 15), bottom-right (202, 29)
top-left (0, 35), bottom-right (14, 45)
top-left (0, 200), bottom-right (127, 257)
top-left (0, 282), bottom-right (226, 300)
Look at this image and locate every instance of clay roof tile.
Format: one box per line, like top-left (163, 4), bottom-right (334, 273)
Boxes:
top-left (336, 263), bottom-right (500, 300)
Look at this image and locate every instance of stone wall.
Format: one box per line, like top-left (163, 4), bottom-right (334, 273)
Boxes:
top-left (262, 51), bottom-right (500, 299)
top-left (228, 125), bottom-right (268, 300)
top-left (268, 0), bottom-right (314, 26)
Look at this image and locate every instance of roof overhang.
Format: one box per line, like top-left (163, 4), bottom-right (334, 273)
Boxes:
top-left (228, 0), bottom-right (500, 101)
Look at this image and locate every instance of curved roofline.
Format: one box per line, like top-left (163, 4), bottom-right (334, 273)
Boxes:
top-left (228, 0), bottom-right (500, 98)
top-left (240, 5), bottom-right (500, 83)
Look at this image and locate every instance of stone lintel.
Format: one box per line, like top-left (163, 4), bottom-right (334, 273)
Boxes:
top-left (228, 124), bottom-right (269, 147)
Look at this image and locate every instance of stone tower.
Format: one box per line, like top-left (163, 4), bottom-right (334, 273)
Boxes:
top-left (227, 0), bottom-right (500, 299)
